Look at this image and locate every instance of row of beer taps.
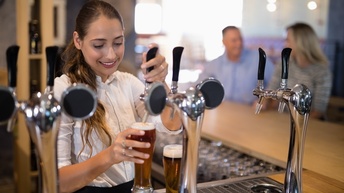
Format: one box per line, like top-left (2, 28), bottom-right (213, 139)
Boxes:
top-left (142, 46), bottom-right (313, 193)
top-left (1, 44), bottom-right (312, 193)
top-left (0, 45), bottom-right (97, 193)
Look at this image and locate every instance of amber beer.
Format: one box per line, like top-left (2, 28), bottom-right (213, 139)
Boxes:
top-left (163, 144), bottom-right (182, 193)
top-left (129, 122), bottom-right (156, 193)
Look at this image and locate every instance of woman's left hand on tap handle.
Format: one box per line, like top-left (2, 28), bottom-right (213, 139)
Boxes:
top-left (140, 44), bottom-right (168, 83)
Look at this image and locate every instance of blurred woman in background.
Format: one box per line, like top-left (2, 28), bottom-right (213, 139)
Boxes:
top-left (267, 22), bottom-right (332, 120)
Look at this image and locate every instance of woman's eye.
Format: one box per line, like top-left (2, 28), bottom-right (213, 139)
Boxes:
top-left (114, 42), bottom-right (123, 46)
top-left (94, 45), bottom-right (103, 49)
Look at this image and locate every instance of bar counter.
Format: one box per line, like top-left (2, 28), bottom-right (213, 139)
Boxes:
top-left (200, 101), bottom-right (344, 189)
top-left (155, 101), bottom-right (344, 192)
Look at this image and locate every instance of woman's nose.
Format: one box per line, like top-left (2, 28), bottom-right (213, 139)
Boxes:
top-left (106, 47), bottom-right (117, 60)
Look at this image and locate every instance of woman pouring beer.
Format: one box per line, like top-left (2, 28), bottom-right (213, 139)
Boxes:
top-left (53, 1), bottom-right (182, 192)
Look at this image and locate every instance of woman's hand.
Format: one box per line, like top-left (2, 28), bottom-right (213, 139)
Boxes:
top-left (141, 44), bottom-right (168, 83)
top-left (140, 44), bottom-right (182, 131)
top-left (109, 128), bottom-right (151, 164)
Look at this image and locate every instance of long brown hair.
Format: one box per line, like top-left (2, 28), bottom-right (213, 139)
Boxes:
top-left (287, 22), bottom-right (328, 65)
top-left (61, 0), bottom-right (124, 156)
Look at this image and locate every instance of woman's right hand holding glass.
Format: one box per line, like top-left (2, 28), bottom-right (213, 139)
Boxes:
top-left (109, 128), bottom-right (151, 164)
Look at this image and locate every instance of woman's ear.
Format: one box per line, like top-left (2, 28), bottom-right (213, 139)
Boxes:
top-left (73, 31), bottom-right (82, 50)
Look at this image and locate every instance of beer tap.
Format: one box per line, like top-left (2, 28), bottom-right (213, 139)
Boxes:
top-left (21, 46), bottom-right (61, 193)
top-left (252, 48), bottom-right (312, 193)
top-left (278, 48), bottom-right (292, 113)
top-left (0, 45), bottom-right (20, 131)
top-left (254, 48), bottom-right (267, 114)
top-left (171, 46), bottom-right (184, 94)
top-left (168, 46), bottom-right (184, 119)
top-left (20, 46), bottom-right (98, 193)
top-left (140, 47), bottom-right (159, 121)
top-left (0, 45), bottom-right (98, 193)
top-left (144, 79), bottom-right (224, 193)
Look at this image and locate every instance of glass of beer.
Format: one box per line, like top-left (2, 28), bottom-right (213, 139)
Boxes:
top-left (163, 144), bottom-right (183, 193)
top-left (129, 122), bottom-right (156, 193)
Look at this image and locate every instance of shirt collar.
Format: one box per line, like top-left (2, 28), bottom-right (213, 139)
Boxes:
top-left (223, 49), bottom-right (247, 64)
top-left (95, 72), bottom-right (118, 85)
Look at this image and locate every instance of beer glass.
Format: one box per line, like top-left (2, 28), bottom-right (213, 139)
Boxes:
top-left (163, 144), bottom-right (182, 193)
top-left (129, 122), bottom-right (156, 193)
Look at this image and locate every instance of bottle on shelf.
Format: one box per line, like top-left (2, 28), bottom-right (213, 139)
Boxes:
top-left (29, 20), bottom-right (41, 54)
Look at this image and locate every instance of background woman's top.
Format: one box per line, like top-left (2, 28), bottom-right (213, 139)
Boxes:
top-left (268, 60), bottom-right (332, 114)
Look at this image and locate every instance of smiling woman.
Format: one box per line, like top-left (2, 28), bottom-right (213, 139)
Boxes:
top-left (53, 1), bottom-right (182, 193)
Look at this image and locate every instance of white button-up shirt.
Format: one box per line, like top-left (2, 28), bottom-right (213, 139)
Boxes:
top-left (54, 71), bottom-right (173, 187)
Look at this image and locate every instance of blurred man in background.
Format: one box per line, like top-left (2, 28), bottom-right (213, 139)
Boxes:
top-left (198, 26), bottom-right (275, 105)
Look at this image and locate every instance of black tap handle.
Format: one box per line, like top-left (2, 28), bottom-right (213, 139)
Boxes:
top-left (6, 45), bottom-right (20, 88)
top-left (146, 47), bottom-right (158, 84)
top-left (257, 48), bottom-right (266, 81)
top-left (281, 48), bottom-right (292, 79)
top-left (172, 46), bottom-right (184, 82)
top-left (45, 46), bottom-right (59, 87)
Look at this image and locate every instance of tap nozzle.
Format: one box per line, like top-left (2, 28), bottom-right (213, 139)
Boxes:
top-left (171, 81), bottom-right (178, 94)
top-left (254, 79), bottom-right (265, 114)
top-left (277, 80), bottom-right (287, 113)
top-left (255, 96), bottom-right (264, 114)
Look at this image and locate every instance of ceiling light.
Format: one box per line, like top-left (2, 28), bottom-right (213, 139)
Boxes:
top-left (307, 1), bottom-right (317, 10)
top-left (267, 3), bottom-right (277, 12)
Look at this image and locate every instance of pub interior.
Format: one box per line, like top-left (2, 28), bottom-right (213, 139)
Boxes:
top-left (0, 0), bottom-right (343, 193)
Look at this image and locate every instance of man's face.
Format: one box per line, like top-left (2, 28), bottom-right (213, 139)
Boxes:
top-left (222, 29), bottom-right (243, 59)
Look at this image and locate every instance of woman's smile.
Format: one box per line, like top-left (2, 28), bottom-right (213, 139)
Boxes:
top-left (100, 60), bottom-right (117, 68)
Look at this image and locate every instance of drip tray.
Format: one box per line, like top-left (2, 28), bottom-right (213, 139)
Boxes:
top-left (197, 177), bottom-right (283, 193)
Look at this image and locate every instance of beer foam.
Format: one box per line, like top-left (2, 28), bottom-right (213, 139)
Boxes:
top-left (131, 122), bottom-right (155, 130)
top-left (163, 144), bottom-right (183, 158)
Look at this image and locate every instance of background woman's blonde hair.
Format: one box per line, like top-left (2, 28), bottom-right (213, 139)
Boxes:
top-left (287, 22), bottom-right (328, 65)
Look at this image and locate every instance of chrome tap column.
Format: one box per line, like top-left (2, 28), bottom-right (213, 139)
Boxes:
top-left (21, 46), bottom-right (61, 193)
top-left (22, 46), bottom-right (97, 193)
top-left (172, 79), bottom-right (224, 193)
top-left (253, 48), bottom-right (312, 193)
top-left (143, 46), bottom-right (224, 193)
